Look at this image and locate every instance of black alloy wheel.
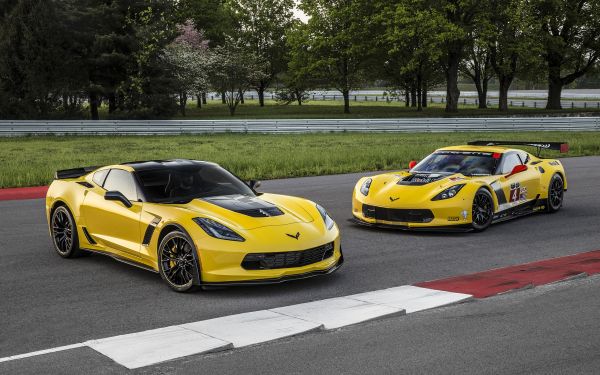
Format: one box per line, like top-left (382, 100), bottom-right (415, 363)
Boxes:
top-left (51, 205), bottom-right (81, 257)
top-left (158, 231), bottom-right (198, 292)
top-left (471, 188), bottom-right (494, 231)
top-left (547, 174), bottom-right (564, 213)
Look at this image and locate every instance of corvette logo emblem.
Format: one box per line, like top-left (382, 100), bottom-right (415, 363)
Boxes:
top-left (286, 232), bottom-right (301, 240)
top-left (389, 197), bottom-right (399, 202)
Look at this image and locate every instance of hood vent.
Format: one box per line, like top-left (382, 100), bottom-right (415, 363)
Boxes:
top-left (398, 173), bottom-right (447, 186)
top-left (203, 195), bottom-right (285, 218)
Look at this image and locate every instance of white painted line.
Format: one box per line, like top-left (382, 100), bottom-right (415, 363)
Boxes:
top-left (182, 310), bottom-right (322, 347)
top-left (349, 285), bottom-right (472, 313)
top-left (85, 326), bottom-right (232, 369)
top-left (0, 343), bottom-right (85, 363)
top-left (271, 297), bottom-right (405, 329)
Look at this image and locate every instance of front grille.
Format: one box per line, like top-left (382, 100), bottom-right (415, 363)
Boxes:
top-left (241, 242), bottom-right (335, 270)
top-left (362, 204), bottom-right (434, 223)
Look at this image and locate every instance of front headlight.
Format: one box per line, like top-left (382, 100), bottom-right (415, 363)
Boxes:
top-left (316, 204), bottom-right (335, 230)
top-left (193, 217), bottom-right (245, 242)
top-left (431, 184), bottom-right (466, 201)
top-left (360, 178), bottom-right (372, 196)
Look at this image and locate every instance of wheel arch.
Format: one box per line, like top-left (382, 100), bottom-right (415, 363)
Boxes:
top-left (156, 222), bottom-right (203, 285)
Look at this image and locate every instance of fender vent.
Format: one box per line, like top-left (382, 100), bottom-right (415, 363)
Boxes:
top-left (142, 217), bottom-right (161, 246)
top-left (82, 227), bottom-right (96, 245)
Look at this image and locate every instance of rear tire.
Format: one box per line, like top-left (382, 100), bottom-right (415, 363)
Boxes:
top-left (547, 173), bottom-right (564, 213)
top-left (158, 231), bottom-right (199, 293)
top-left (471, 188), bottom-right (494, 232)
top-left (50, 205), bottom-right (83, 258)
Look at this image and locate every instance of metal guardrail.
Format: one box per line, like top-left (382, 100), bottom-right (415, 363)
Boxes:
top-left (1, 117), bottom-right (599, 136)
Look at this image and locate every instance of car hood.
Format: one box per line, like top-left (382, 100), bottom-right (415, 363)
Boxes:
top-left (172, 193), bottom-right (315, 230)
top-left (367, 171), bottom-right (477, 203)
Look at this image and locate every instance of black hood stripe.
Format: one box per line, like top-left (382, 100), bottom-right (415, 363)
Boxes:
top-left (202, 195), bottom-right (284, 217)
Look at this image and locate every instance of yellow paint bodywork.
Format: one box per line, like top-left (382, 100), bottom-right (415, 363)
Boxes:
top-left (352, 145), bottom-right (567, 229)
top-left (46, 165), bottom-right (341, 284)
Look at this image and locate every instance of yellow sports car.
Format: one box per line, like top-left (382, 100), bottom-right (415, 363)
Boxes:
top-left (352, 141), bottom-right (568, 232)
top-left (46, 160), bottom-right (342, 292)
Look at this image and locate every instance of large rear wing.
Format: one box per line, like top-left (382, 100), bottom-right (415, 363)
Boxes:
top-left (54, 166), bottom-right (100, 180)
top-left (467, 141), bottom-right (569, 156)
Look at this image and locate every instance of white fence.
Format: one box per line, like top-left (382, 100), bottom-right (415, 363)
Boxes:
top-left (1, 117), bottom-right (599, 136)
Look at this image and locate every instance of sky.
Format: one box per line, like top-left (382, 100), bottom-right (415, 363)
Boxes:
top-left (293, 7), bottom-right (308, 22)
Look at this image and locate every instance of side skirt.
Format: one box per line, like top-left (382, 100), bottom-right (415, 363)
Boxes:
top-left (492, 195), bottom-right (546, 224)
top-left (81, 247), bottom-right (158, 274)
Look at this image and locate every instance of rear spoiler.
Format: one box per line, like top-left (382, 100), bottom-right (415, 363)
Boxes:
top-left (54, 166), bottom-right (100, 180)
top-left (467, 141), bottom-right (569, 156)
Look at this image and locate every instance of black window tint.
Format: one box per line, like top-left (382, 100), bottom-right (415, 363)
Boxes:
top-left (137, 164), bottom-right (255, 203)
top-left (412, 152), bottom-right (497, 176)
top-left (103, 169), bottom-right (139, 201)
top-left (92, 170), bottom-right (109, 187)
top-left (499, 153), bottom-right (522, 174)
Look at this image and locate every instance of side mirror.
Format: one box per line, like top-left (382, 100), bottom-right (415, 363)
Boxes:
top-left (506, 164), bottom-right (528, 178)
top-left (104, 191), bottom-right (133, 208)
top-left (248, 180), bottom-right (262, 190)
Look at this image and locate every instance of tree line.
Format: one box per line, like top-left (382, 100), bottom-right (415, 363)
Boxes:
top-left (0, 0), bottom-right (598, 119)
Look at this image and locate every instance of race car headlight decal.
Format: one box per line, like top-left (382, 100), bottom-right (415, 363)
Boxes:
top-left (316, 204), bottom-right (335, 230)
top-left (193, 217), bottom-right (245, 242)
top-left (360, 178), bottom-right (372, 196)
top-left (431, 184), bottom-right (466, 201)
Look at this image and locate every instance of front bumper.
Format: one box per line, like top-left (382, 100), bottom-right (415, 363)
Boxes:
top-left (200, 253), bottom-right (344, 286)
top-left (352, 195), bottom-right (473, 231)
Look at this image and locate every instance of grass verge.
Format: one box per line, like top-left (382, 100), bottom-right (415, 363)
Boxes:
top-left (1, 132), bottom-right (599, 188)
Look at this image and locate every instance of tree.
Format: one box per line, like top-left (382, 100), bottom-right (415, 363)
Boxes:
top-left (164, 21), bottom-right (210, 116)
top-left (431, 0), bottom-right (481, 112)
top-left (481, 0), bottom-right (540, 111)
top-left (0, 0), bottom-right (86, 118)
top-left (461, 31), bottom-right (493, 109)
top-left (207, 45), bottom-right (267, 115)
top-left (281, 21), bottom-right (318, 106)
top-left (382, 0), bottom-right (446, 111)
top-left (298, 0), bottom-right (373, 114)
top-left (531, 0), bottom-right (600, 109)
top-left (227, 0), bottom-right (294, 107)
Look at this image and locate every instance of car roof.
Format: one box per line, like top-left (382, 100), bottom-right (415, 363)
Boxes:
top-left (121, 159), bottom-right (217, 172)
top-left (436, 145), bottom-right (521, 154)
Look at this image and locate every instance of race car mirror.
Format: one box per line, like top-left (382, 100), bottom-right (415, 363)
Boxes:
top-left (506, 164), bottom-right (528, 178)
top-left (248, 180), bottom-right (262, 190)
top-left (104, 191), bottom-right (133, 208)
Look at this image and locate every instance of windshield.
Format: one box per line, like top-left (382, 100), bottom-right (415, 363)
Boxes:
top-left (137, 164), bottom-right (255, 203)
top-left (412, 151), bottom-right (498, 176)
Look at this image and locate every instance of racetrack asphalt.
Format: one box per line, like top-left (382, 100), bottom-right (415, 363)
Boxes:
top-left (1, 156), bottom-right (599, 373)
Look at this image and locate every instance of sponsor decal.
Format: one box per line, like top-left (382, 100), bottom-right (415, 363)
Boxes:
top-left (389, 196), bottom-right (399, 202)
top-left (509, 182), bottom-right (528, 203)
top-left (448, 216), bottom-right (460, 222)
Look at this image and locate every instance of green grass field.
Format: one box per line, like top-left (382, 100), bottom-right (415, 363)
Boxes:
top-left (1, 132), bottom-right (599, 188)
top-left (96, 99), bottom-right (600, 120)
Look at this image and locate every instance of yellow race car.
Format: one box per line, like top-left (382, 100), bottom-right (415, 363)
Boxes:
top-left (352, 141), bottom-right (568, 232)
top-left (46, 160), bottom-right (342, 292)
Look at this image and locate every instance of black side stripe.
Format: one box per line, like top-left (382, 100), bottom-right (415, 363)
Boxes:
top-left (490, 181), bottom-right (507, 205)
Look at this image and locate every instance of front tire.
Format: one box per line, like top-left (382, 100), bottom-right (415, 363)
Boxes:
top-left (51, 205), bottom-right (83, 258)
top-left (158, 231), bottom-right (199, 292)
top-left (471, 188), bottom-right (494, 232)
top-left (547, 173), bottom-right (564, 213)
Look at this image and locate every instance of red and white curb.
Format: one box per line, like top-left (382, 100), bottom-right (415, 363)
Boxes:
top-left (2, 250), bottom-right (599, 369)
top-left (0, 186), bottom-right (48, 201)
